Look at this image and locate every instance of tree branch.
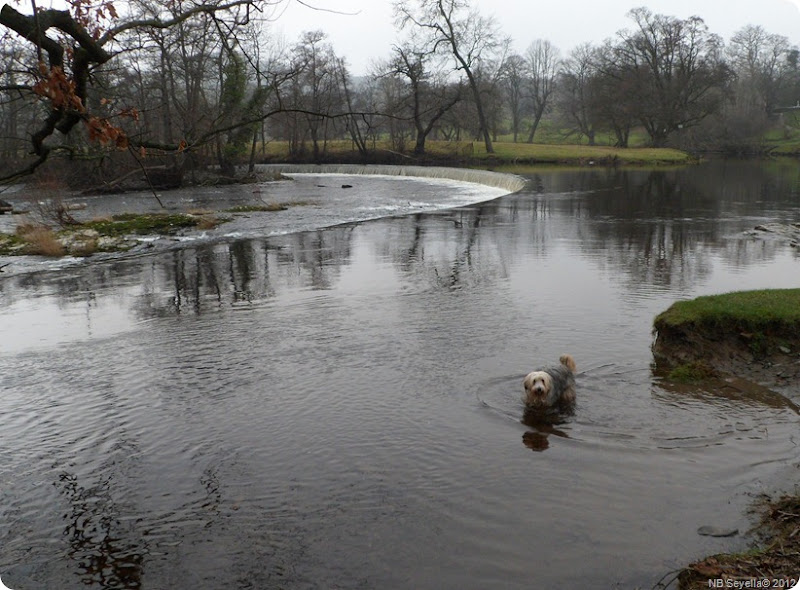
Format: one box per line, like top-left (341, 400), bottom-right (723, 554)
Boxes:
top-left (100, 0), bottom-right (256, 45)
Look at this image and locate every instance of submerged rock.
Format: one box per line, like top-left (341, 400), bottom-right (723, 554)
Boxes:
top-left (748, 222), bottom-right (800, 247)
top-left (697, 525), bottom-right (739, 537)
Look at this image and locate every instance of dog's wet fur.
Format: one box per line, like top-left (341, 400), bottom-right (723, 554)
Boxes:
top-left (522, 355), bottom-right (577, 412)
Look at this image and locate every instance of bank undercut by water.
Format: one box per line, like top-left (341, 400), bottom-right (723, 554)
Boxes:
top-left (652, 289), bottom-right (800, 390)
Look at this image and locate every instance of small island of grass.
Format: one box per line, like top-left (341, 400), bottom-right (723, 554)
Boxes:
top-left (0, 212), bottom-right (223, 257)
top-left (652, 289), bottom-right (800, 388)
top-left (0, 200), bottom-right (313, 258)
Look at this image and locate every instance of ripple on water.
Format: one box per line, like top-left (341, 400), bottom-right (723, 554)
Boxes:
top-left (476, 361), bottom-right (800, 455)
top-left (3, 164), bottom-right (800, 589)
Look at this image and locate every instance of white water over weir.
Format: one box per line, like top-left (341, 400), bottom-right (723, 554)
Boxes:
top-left (258, 164), bottom-right (527, 194)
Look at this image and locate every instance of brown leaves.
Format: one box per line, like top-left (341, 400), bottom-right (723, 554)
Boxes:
top-left (33, 63), bottom-right (131, 150)
top-left (84, 116), bottom-right (128, 149)
top-left (32, 66), bottom-right (84, 111)
top-left (119, 107), bottom-right (140, 122)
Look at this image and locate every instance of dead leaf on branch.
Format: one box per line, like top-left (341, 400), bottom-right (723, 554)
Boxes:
top-left (64, 0), bottom-right (118, 39)
top-left (119, 107), bottom-right (140, 121)
top-left (85, 116), bottom-right (129, 149)
top-left (32, 65), bottom-right (84, 112)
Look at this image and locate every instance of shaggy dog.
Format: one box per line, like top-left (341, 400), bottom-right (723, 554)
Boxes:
top-left (522, 354), bottom-right (577, 412)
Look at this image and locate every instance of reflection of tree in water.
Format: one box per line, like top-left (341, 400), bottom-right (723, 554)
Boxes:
top-left (276, 227), bottom-right (354, 291)
top-left (385, 201), bottom-right (514, 291)
top-left (434, 209), bottom-right (482, 290)
top-left (130, 227), bottom-right (355, 318)
top-left (57, 472), bottom-right (144, 589)
top-left (2, 161), bottom-right (794, 316)
top-left (378, 163), bottom-right (797, 295)
top-left (555, 164), bottom-right (793, 290)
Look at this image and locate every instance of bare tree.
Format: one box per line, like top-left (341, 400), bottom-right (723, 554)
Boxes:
top-left (286, 30), bottom-right (346, 160)
top-left (557, 43), bottom-right (599, 145)
top-left (372, 71), bottom-right (412, 151)
top-left (386, 42), bottom-right (462, 155)
top-left (0, 37), bottom-right (34, 158)
top-left (728, 25), bottom-right (791, 114)
top-left (394, 0), bottom-right (508, 154)
top-left (524, 39), bottom-right (560, 143)
top-left (591, 41), bottom-right (637, 147)
top-left (500, 53), bottom-right (525, 142)
top-left (611, 7), bottom-right (732, 147)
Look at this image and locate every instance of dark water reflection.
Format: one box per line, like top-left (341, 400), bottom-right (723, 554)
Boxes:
top-left (1, 160), bottom-right (799, 589)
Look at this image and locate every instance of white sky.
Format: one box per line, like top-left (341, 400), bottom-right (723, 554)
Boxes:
top-left (270, 0), bottom-right (800, 74)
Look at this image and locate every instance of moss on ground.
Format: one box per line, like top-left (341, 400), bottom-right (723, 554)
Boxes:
top-left (81, 213), bottom-right (205, 236)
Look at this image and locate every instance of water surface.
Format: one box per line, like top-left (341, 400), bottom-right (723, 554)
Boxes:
top-left (1, 160), bottom-right (799, 589)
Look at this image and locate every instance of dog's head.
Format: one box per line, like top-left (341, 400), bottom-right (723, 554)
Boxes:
top-left (523, 370), bottom-right (553, 407)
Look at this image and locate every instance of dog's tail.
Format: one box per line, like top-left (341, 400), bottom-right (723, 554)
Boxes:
top-left (559, 354), bottom-right (576, 372)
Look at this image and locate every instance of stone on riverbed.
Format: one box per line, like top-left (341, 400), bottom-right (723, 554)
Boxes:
top-left (697, 525), bottom-right (739, 537)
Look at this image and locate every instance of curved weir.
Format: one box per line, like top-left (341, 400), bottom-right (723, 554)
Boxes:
top-left (258, 163), bottom-right (527, 194)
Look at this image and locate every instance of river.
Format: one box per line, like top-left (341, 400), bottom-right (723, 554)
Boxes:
top-left (0, 160), bottom-right (798, 589)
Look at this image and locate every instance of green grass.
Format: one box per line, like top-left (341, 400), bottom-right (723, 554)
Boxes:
top-left (470, 141), bottom-right (691, 164)
top-left (666, 361), bottom-right (718, 383)
top-left (0, 212), bottom-right (225, 258)
top-left (769, 141), bottom-right (800, 155)
top-left (261, 138), bottom-right (693, 165)
top-left (82, 213), bottom-right (204, 236)
top-left (761, 112), bottom-right (800, 154)
top-left (0, 233), bottom-right (24, 255)
top-left (654, 289), bottom-right (800, 331)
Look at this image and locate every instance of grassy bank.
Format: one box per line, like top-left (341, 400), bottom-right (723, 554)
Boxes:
top-left (261, 139), bottom-right (694, 167)
top-left (652, 289), bottom-right (800, 588)
top-left (652, 289), bottom-right (800, 386)
top-left (654, 289), bottom-right (800, 331)
top-left (764, 111), bottom-right (800, 156)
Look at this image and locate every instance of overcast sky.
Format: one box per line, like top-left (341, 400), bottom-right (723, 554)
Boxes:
top-left (270, 0), bottom-right (800, 74)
